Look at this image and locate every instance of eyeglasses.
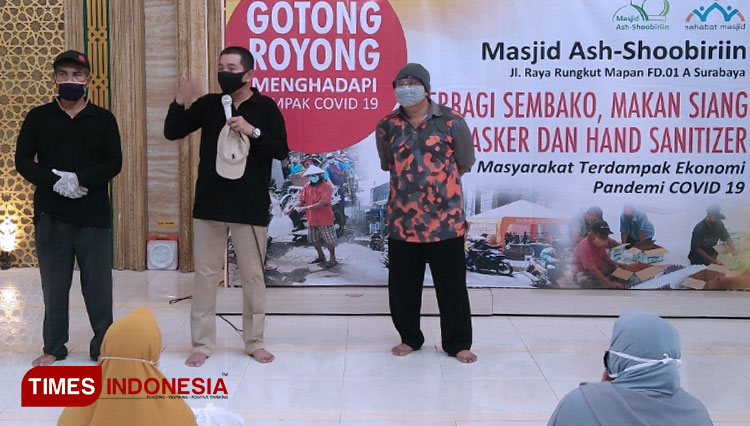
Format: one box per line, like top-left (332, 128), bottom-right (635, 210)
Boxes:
top-left (394, 78), bottom-right (422, 87)
top-left (54, 70), bottom-right (88, 83)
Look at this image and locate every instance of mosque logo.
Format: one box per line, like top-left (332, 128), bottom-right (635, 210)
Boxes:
top-left (613, 0), bottom-right (670, 30)
top-left (686, 2), bottom-right (745, 22)
top-left (613, 0), bottom-right (670, 22)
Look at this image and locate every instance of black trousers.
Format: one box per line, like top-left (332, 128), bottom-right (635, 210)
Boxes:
top-left (388, 236), bottom-right (472, 356)
top-left (35, 214), bottom-right (113, 360)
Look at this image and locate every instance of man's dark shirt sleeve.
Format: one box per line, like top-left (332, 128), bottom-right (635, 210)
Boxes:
top-left (164, 97), bottom-right (205, 141)
top-left (718, 222), bottom-right (730, 241)
top-left (77, 111), bottom-right (122, 189)
top-left (164, 95), bottom-right (288, 161)
top-left (15, 108), bottom-right (59, 189)
top-left (249, 97), bottom-right (289, 161)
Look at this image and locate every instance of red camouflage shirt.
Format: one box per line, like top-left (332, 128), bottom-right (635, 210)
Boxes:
top-left (375, 100), bottom-right (475, 243)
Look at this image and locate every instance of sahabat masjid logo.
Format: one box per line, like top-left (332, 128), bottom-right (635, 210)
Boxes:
top-left (685, 2), bottom-right (746, 30)
top-left (613, 0), bottom-right (671, 30)
top-left (687, 2), bottom-right (745, 21)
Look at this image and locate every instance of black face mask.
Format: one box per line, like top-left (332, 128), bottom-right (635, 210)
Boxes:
top-left (218, 71), bottom-right (247, 94)
top-left (58, 82), bottom-right (86, 101)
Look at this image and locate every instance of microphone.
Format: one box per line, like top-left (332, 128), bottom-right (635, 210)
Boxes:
top-left (221, 95), bottom-right (232, 120)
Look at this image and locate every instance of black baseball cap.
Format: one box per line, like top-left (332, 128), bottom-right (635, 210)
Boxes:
top-left (53, 50), bottom-right (90, 71)
top-left (590, 221), bottom-right (613, 237)
top-left (706, 205), bottom-right (726, 220)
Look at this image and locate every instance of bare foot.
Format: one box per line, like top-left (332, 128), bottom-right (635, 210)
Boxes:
top-left (31, 354), bottom-right (57, 367)
top-left (185, 352), bottom-right (208, 367)
top-left (456, 349), bottom-right (478, 364)
top-left (250, 348), bottom-right (275, 363)
top-left (391, 343), bottom-right (415, 356)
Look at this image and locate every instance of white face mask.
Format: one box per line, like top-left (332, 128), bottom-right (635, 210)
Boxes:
top-left (395, 85), bottom-right (426, 107)
top-left (606, 350), bottom-right (682, 379)
top-left (99, 356), bottom-right (159, 366)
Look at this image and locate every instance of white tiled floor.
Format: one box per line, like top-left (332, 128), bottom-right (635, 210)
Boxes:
top-left (1, 268), bottom-right (750, 425)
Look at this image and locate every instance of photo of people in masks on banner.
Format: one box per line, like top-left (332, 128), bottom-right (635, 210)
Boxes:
top-left (224, 0), bottom-right (750, 291)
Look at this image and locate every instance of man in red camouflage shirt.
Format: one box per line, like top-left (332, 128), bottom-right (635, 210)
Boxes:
top-left (375, 63), bottom-right (477, 363)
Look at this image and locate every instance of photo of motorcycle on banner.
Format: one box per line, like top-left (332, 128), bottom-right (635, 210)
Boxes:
top-left (224, 0), bottom-right (750, 290)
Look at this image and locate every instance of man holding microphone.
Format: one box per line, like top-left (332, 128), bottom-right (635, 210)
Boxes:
top-left (164, 46), bottom-right (289, 367)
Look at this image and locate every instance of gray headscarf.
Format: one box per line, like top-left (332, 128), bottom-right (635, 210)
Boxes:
top-left (605, 308), bottom-right (682, 395)
top-left (547, 309), bottom-right (713, 426)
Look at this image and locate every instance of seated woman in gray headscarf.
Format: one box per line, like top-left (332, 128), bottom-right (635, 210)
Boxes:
top-left (547, 308), bottom-right (713, 426)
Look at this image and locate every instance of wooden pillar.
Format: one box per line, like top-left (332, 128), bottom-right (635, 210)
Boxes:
top-left (207, 1), bottom-right (224, 93)
top-left (64, 0), bottom-right (84, 51)
top-left (110, 0), bottom-right (148, 270)
top-left (175, 0), bottom-right (209, 271)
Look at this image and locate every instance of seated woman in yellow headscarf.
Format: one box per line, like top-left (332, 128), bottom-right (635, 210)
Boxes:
top-left (58, 307), bottom-right (197, 426)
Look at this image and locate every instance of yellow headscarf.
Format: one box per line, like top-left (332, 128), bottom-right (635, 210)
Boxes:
top-left (58, 307), bottom-right (197, 426)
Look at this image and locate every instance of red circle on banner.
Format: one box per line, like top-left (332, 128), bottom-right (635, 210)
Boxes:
top-left (226, 0), bottom-right (407, 153)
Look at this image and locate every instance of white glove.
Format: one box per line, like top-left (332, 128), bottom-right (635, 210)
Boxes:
top-left (69, 185), bottom-right (89, 198)
top-left (52, 169), bottom-right (88, 199)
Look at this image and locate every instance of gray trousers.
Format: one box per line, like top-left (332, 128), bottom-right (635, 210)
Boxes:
top-left (35, 214), bottom-right (113, 360)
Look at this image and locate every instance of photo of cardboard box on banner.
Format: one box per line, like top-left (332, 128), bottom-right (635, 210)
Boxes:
top-left (612, 263), bottom-right (665, 286)
top-left (720, 271), bottom-right (750, 290)
top-left (641, 247), bottom-right (668, 264)
top-left (609, 244), bottom-right (627, 262)
top-left (699, 264), bottom-right (750, 291)
top-left (716, 243), bottom-right (736, 267)
top-left (626, 243), bottom-right (668, 264)
top-left (681, 265), bottom-right (727, 290)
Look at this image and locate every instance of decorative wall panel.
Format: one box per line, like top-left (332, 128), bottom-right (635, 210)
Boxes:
top-left (0, 0), bottom-right (66, 266)
top-left (84, 0), bottom-right (108, 108)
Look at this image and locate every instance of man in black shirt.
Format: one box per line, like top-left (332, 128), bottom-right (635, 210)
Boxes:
top-left (164, 46), bottom-right (288, 367)
top-left (15, 50), bottom-right (122, 366)
top-left (689, 205), bottom-right (737, 265)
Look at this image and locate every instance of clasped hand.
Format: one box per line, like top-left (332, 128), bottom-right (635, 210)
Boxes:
top-left (52, 169), bottom-right (88, 199)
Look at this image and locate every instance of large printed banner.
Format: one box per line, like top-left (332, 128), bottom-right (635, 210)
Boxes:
top-left (225, 0), bottom-right (750, 290)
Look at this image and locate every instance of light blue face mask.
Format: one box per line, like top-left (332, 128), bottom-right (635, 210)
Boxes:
top-left (309, 175), bottom-right (320, 183)
top-left (395, 85), bottom-right (426, 107)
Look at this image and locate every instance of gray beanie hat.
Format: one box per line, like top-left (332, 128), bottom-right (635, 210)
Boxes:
top-left (393, 63), bottom-right (430, 92)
